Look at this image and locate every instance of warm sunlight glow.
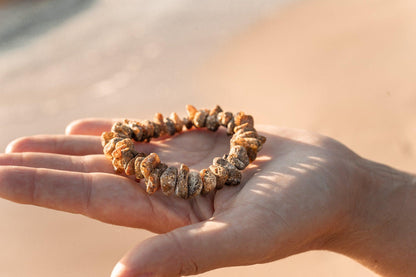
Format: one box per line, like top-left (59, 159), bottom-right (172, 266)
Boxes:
top-left (256, 155), bottom-right (272, 161)
top-left (111, 262), bottom-right (127, 277)
top-left (188, 220), bottom-right (228, 235)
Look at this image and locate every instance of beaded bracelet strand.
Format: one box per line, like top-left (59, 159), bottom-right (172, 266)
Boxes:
top-left (101, 105), bottom-right (266, 199)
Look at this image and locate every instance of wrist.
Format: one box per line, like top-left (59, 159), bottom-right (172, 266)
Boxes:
top-left (327, 158), bottom-right (416, 277)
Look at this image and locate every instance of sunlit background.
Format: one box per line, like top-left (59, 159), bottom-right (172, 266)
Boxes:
top-left (1, 0), bottom-right (415, 276)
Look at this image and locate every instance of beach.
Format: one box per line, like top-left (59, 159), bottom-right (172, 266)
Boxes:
top-left (1, 0), bottom-right (415, 275)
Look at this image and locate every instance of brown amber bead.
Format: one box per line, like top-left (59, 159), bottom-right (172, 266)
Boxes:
top-left (112, 158), bottom-right (123, 173)
top-left (140, 153), bottom-right (160, 179)
top-left (120, 148), bottom-right (138, 169)
top-left (169, 112), bottom-right (184, 133)
top-left (101, 131), bottom-right (115, 147)
top-left (234, 112), bottom-right (254, 128)
top-left (124, 152), bottom-right (146, 176)
top-left (129, 121), bottom-right (145, 141)
top-left (231, 137), bottom-right (262, 151)
top-left (187, 171), bottom-right (203, 197)
top-left (234, 129), bottom-right (258, 139)
top-left (193, 110), bottom-right (208, 128)
top-left (103, 137), bottom-right (123, 159)
top-left (176, 164), bottom-right (189, 199)
top-left (208, 164), bottom-right (228, 189)
top-left (164, 117), bottom-right (176, 136)
top-left (111, 122), bottom-right (133, 138)
top-left (226, 119), bottom-right (235, 135)
top-left (200, 168), bottom-right (216, 195)
top-left (146, 163), bottom-right (168, 194)
top-left (141, 120), bottom-right (154, 141)
top-left (227, 145), bottom-right (250, 170)
top-left (217, 111), bottom-right (233, 126)
top-left (153, 123), bottom-right (161, 138)
top-left (246, 148), bottom-right (257, 162)
top-left (206, 105), bottom-right (222, 132)
top-left (153, 113), bottom-right (166, 137)
top-left (112, 139), bottom-right (133, 159)
top-left (234, 123), bottom-right (255, 134)
top-left (183, 117), bottom-right (193, 129)
top-left (134, 156), bottom-right (146, 179)
top-left (213, 157), bottom-right (242, 186)
top-left (186, 104), bottom-right (198, 121)
top-left (125, 157), bottom-right (136, 175)
top-left (160, 166), bottom-right (178, 196)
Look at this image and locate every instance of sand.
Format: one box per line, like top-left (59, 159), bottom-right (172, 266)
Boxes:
top-left (1, 0), bottom-right (415, 275)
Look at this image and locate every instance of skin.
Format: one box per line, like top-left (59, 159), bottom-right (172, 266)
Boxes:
top-left (0, 118), bottom-right (415, 277)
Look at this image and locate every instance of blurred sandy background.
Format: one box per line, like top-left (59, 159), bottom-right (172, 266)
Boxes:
top-left (1, 0), bottom-right (415, 276)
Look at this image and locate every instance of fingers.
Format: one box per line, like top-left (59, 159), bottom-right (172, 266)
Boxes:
top-left (65, 118), bottom-right (115, 136)
top-left (6, 135), bottom-right (103, 155)
top-left (0, 153), bottom-right (114, 173)
top-left (0, 166), bottom-right (158, 229)
top-left (111, 209), bottom-right (274, 277)
top-left (0, 165), bottom-right (195, 231)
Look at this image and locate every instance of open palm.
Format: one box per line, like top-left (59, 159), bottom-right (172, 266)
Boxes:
top-left (0, 118), bottom-right (360, 276)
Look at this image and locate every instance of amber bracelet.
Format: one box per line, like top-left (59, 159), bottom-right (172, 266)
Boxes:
top-left (101, 105), bottom-right (266, 199)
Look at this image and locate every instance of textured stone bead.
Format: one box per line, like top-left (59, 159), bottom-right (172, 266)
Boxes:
top-left (200, 168), bottom-right (216, 195)
top-left (140, 153), bottom-right (161, 179)
top-left (176, 164), bottom-right (190, 199)
top-left (160, 166), bottom-right (178, 196)
top-left (187, 171), bottom-right (203, 197)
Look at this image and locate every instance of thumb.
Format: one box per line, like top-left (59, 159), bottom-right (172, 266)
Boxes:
top-left (111, 211), bottom-right (271, 277)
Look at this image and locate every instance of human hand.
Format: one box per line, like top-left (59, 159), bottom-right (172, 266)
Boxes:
top-left (0, 119), bottom-right (374, 276)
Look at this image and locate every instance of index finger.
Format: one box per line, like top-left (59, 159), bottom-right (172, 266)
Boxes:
top-left (6, 135), bottom-right (103, 155)
top-left (65, 118), bottom-right (115, 136)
